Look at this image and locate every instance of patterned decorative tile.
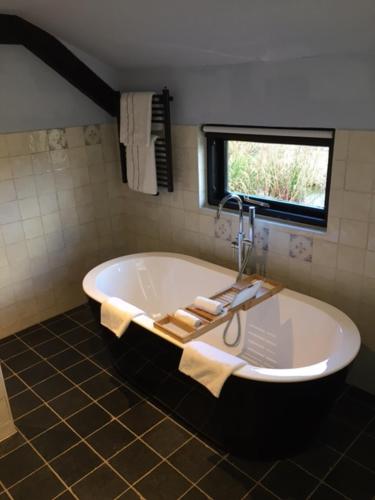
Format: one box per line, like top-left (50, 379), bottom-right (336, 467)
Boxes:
top-left (214, 218), bottom-right (232, 241)
top-left (84, 125), bottom-right (101, 146)
top-left (47, 129), bottom-right (67, 150)
top-left (254, 227), bottom-right (269, 251)
top-left (289, 234), bottom-right (313, 262)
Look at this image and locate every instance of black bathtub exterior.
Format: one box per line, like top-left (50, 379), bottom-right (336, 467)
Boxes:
top-left (88, 297), bottom-right (348, 459)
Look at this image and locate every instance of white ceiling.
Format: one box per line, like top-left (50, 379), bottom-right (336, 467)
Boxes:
top-left (1, 0), bottom-right (375, 69)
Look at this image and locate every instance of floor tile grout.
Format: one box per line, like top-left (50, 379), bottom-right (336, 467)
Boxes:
top-left (2, 308), bottom-right (374, 500)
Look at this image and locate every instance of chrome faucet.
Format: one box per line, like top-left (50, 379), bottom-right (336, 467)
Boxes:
top-left (217, 195), bottom-right (270, 279)
top-left (244, 197), bottom-right (270, 248)
top-left (216, 194), bottom-right (244, 274)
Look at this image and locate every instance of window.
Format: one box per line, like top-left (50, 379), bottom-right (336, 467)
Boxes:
top-left (204, 125), bottom-right (334, 227)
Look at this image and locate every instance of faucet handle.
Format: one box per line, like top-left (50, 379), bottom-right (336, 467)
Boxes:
top-left (244, 197), bottom-right (270, 208)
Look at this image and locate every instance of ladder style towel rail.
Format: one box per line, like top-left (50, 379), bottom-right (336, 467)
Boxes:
top-left (120, 87), bottom-right (174, 192)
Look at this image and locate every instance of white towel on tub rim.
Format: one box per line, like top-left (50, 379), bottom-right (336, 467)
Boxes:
top-left (178, 340), bottom-right (246, 397)
top-left (101, 297), bottom-right (145, 338)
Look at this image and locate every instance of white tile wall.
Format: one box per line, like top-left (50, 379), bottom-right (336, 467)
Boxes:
top-left (0, 123), bottom-right (121, 338)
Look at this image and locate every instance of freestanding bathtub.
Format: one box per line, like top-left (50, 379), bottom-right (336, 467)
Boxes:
top-left (83, 252), bottom-right (361, 457)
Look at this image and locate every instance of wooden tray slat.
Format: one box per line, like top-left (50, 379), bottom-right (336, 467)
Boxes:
top-left (154, 274), bottom-right (283, 343)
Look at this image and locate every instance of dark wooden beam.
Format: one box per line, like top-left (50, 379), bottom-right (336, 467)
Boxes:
top-left (0, 14), bottom-right (119, 117)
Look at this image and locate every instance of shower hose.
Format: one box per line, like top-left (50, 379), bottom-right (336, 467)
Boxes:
top-left (223, 243), bottom-right (254, 347)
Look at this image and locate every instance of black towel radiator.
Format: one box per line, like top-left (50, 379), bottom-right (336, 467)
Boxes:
top-left (119, 87), bottom-right (174, 192)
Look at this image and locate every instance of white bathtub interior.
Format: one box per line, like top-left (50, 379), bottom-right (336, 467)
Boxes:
top-left (95, 256), bottom-right (234, 320)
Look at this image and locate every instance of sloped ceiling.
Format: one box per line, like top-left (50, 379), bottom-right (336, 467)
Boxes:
top-left (0, 0), bottom-right (374, 69)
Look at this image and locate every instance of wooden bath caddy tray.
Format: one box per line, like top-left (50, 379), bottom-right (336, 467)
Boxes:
top-left (153, 274), bottom-right (283, 343)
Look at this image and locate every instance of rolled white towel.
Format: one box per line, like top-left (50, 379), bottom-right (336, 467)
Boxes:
top-left (193, 296), bottom-right (223, 315)
top-left (174, 309), bottom-right (201, 328)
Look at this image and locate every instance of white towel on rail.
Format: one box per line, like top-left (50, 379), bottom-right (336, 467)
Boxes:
top-left (120, 92), bottom-right (154, 145)
top-left (101, 297), bottom-right (145, 338)
top-left (179, 340), bottom-right (246, 397)
top-left (126, 136), bottom-right (158, 195)
top-left (120, 92), bottom-right (158, 195)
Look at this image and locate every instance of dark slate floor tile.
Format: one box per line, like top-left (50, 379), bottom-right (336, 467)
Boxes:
top-left (119, 401), bottom-right (164, 435)
top-left (9, 390), bottom-right (43, 419)
top-left (4, 376), bottom-right (27, 397)
top-left (44, 317), bottom-right (77, 335)
top-left (347, 433), bottom-right (375, 472)
top-left (16, 405), bottom-right (60, 439)
top-left (48, 348), bottom-right (84, 371)
top-left (143, 418), bottom-right (190, 457)
top-left (32, 422), bottom-right (80, 461)
top-left (87, 421), bottom-right (135, 459)
top-left (63, 359), bottom-right (101, 384)
top-left (80, 371), bottom-right (120, 399)
top-left (346, 387), bottom-right (375, 409)
top-left (33, 338), bottom-right (69, 358)
top-left (55, 491), bottom-right (76, 499)
top-left (74, 336), bottom-right (107, 357)
top-left (117, 488), bottom-right (142, 499)
top-left (72, 464), bottom-right (128, 499)
top-left (135, 462), bottom-right (191, 500)
top-left (227, 453), bottom-right (276, 482)
top-left (18, 327), bottom-right (55, 347)
top-left (65, 304), bottom-right (93, 324)
top-left (0, 432), bottom-right (25, 458)
top-left (42, 314), bottom-right (66, 326)
top-left (98, 386), bottom-right (141, 416)
top-left (9, 465), bottom-right (65, 500)
top-left (50, 442), bottom-right (102, 486)
top-left (110, 439), bottom-right (161, 484)
top-left (61, 326), bottom-right (95, 345)
top-left (291, 441), bottom-right (340, 478)
top-left (261, 460), bottom-right (318, 500)
top-left (169, 437), bottom-right (221, 482)
top-left (318, 415), bottom-right (361, 452)
top-left (49, 387), bottom-right (91, 418)
top-left (17, 361), bottom-right (57, 386)
top-left (243, 485), bottom-right (279, 499)
top-left (1, 362), bottom-right (12, 378)
top-left (0, 443), bottom-right (43, 488)
top-left (32, 373), bottom-right (73, 401)
top-left (332, 394), bottom-right (374, 429)
top-left (84, 320), bottom-right (105, 335)
top-left (0, 339), bottom-right (28, 360)
top-left (180, 487), bottom-right (210, 500)
top-left (5, 350), bottom-right (42, 372)
top-left (198, 460), bottom-right (255, 500)
top-left (310, 484), bottom-right (348, 499)
top-left (90, 348), bottom-right (113, 369)
top-left (66, 403), bottom-right (111, 438)
top-left (326, 456), bottom-right (375, 500)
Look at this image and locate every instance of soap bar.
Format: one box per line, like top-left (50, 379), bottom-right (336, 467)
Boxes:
top-left (193, 296), bottom-right (223, 315)
top-left (174, 309), bottom-right (201, 328)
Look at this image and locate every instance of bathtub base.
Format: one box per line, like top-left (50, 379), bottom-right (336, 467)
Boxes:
top-left (88, 298), bottom-right (348, 459)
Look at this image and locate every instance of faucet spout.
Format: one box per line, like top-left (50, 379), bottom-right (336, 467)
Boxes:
top-left (217, 194), bottom-right (243, 234)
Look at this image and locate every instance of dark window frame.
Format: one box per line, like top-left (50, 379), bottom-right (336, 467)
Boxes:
top-left (205, 125), bottom-right (335, 227)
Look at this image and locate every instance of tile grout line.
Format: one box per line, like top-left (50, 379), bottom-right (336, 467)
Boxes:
top-left (5, 311), bottom-right (371, 499)
top-left (305, 414), bottom-right (375, 499)
top-left (4, 315), bottom-right (263, 498)
top-left (2, 319), bottom-right (209, 497)
top-left (3, 369), bottom-right (132, 498)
